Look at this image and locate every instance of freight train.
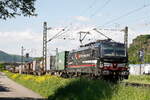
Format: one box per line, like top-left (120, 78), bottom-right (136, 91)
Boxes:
top-left (49, 39), bottom-right (129, 80)
top-left (9, 39), bottom-right (129, 81)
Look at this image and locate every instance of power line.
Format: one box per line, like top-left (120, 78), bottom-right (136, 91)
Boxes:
top-left (47, 0), bottom-right (109, 41)
top-left (98, 28), bottom-right (122, 32)
top-left (50, 0), bottom-right (103, 41)
top-left (99, 3), bottom-right (150, 28)
top-left (127, 14), bottom-right (150, 28)
top-left (48, 2), bottom-right (150, 44)
top-left (47, 23), bottom-right (72, 42)
top-left (55, 2), bottom-right (150, 46)
top-left (47, 28), bottom-right (66, 42)
top-left (53, 29), bottom-right (70, 39)
top-left (93, 28), bottom-right (116, 42)
top-left (90, 0), bottom-right (112, 18)
top-left (80, 0), bottom-right (99, 15)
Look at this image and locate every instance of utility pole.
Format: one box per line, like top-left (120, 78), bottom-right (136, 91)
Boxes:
top-left (43, 21), bottom-right (52, 72)
top-left (43, 22), bottom-right (47, 71)
top-left (21, 46), bottom-right (24, 74)
top-left (124, 26), bottom-right (128, 61)
top-left (56, 48), bottom-right (58, 70)
top-left (139, 46), bottom-right (144, 75)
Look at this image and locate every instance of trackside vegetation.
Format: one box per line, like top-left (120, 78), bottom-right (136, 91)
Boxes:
top-left (3, 71), bottom-right (150, 100)
top-left (124, 75), bottom-right (150, 84)
top-left (128, 35), bottom-right (150, 64)
top-left (0, 63), bottom-right (5, 71)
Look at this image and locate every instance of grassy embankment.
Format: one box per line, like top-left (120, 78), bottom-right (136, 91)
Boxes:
top-left (124, 75), bottom-right (150, 84)
top-left (3, 71), bottom-right (150, 100)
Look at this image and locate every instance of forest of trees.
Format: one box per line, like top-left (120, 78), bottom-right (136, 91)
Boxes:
top-left (128, 35), bottom-right (150, 64)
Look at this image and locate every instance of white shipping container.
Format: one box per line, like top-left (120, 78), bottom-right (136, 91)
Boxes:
top-left (40, 61), bottom-right (43, 69)
top-left (33, 60), bottom-right (40, 71)
top-left (33, 61), bottom-right (36, 71)
top-left (19, 65), bottom-right (22, 74)
top-left (50, 56), bottom-right (56, 70)
top-left (46, 56), bottom-right (50, 71)
top-left (143, 64), bottom-right (150, 74)
top-left (129, 64), bottom-right (146, 75)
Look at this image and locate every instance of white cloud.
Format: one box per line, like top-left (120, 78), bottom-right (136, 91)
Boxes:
top-left (74, 16), bottom-right (90, 22)
top-left (0, 26), bottom-right (149, 57)
top-left (96, 13), bottom-right (103, 17)
top-left (0, 30), bottom-right (41, 42)
top-left (0, 30), bottom-right (42, 57)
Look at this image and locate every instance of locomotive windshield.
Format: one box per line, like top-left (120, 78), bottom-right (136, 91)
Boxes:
top-left (102, 43), bottom-right (125, 57)
top-left (103, 44), bottom-right (115, 56)
top-left (115, 47), bottom-right (125, 56)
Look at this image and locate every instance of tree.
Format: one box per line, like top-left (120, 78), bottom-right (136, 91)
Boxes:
top-left (0, 0), bottom-right (36, 20)
top-left (0, 63), bottom-right (5, 71)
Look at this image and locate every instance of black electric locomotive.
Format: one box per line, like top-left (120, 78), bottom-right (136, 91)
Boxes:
top-left (65, 39), bottom-right (129, 80)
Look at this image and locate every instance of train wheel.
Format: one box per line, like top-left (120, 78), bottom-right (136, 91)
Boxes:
top-left (61, 72), bottom-right (68, 78)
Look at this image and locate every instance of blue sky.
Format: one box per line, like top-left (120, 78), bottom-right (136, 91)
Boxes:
top-left (0, 0), bottom-right (150, 56)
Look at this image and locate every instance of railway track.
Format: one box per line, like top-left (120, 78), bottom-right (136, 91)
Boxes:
top-left (121, 82), bottom-right (150, 88)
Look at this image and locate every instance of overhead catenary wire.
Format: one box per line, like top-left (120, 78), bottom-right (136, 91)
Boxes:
top-left (47, 29), bottom-right (65, 42)
top-left (127, 14), bottom-right (150, 29)
top-left (47, 25), bottom-right (70, 42)
top-left (65, 0), bottom-right (112, 42)
top-left (98, 28), bottom-right (123, 32)
top-left (47, 0), bottom-right (112, 42)
top-left (90, 0), bottom-right (112, 18)
top-left (48, 2), bottom-right (150, 44)
top-left (80, 0), bottom-right (99, 15)
top-left (53, 29), bottom-right (70, 40)
top-left (93, 28), bottom-right (116, 42)
top-left (80, 2), bottom-right (150, 42)
top-left (47, 0), bottom-right (99, 42)
top-left (98, 3), bottom-right (150, 28)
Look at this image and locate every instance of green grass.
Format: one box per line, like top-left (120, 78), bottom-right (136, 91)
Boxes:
top-left (3, 71), bottom-right (150, 100)
top-left (124, 75), bottom-right (150, 84)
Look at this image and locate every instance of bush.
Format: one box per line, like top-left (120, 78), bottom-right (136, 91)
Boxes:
top-left (0, 63), bottom-right (5, 71)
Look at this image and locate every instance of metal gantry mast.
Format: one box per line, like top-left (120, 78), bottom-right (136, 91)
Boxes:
top-left (43, 22), bottom-right (47, 71)
top-left (124, 26), bottom-right (128, 61)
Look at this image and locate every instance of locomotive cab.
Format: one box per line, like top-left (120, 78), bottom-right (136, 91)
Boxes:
top-left (98, 42), bottom-right (129, 80)
top-left (100, 42), bottom-right (127, 63)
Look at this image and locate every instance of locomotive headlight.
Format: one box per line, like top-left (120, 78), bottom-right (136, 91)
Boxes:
top-left (104, 63), bottom-right (112, 66)
top-left (121, 71), bottom-right (129, 75)
top-left (102, 70), bottom-right (110, 75)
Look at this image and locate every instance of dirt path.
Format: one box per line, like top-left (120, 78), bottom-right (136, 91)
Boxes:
top-left (0, 72), bottom-right (45, 100)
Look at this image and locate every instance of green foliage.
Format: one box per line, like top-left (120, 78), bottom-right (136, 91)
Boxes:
top-left (0, 0), bottom-right (36, 20)
top-left (0, 63), bottom-right (5, 70)
top-left (49, 79), bottom-right (116, 100)
top-left (4, 71), bottom-right (150, 100)
top-left (33, 57), bottom-right (43, 61)
top-left (124, 75), bottom-right (150, 84)
top-left (135, 35), bottom-right (150, 42)
top-left (128, 45), bottom-right (139, 64)
top-left (128, 35), bottom-right (150, 64)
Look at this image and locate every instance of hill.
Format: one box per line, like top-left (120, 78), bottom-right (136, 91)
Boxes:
top-left (0, 50), bottom-right (32, 63)
top-left (129, 34), bottom-right (150, 64)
